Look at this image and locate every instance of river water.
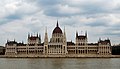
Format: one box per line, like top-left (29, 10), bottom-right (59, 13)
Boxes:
top-left (0, 58), bottom-right (120, 69)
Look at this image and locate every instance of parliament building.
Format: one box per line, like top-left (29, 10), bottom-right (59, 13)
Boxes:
top-left (5, 21), bottom-right (112, 57)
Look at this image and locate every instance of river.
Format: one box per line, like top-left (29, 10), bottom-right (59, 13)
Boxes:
top-left (0, 58), bottom-right (120, 69)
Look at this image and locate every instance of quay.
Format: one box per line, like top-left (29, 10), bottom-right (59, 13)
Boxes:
top-left (1, 55), bottom-right (120, 58)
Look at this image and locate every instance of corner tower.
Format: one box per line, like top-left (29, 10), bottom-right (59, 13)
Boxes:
top-left (27, 33), bottom-right (41, 44)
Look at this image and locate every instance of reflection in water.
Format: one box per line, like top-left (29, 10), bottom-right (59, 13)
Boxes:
top-left (51, 59), bottom-right (63, 69)
top-left (0, 58), bottom-right (120, 69)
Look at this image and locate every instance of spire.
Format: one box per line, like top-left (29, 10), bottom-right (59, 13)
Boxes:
top-left (37, 32), bottom-right (38, 37)
top-left (22, 40), bottom-right (24, 44)
top-left (39, 34), bottom-right (41, 39)
top-left (45, 27), bottom-right (47, 34)
top-left (28, 32), bottom-right (30, 38)
top-left (7, 39), bottom-right (9, 43)
top-left (64, 26), bottom-right (66, 35)
top-left (14, 39), bottom-right (15, 42)
top-left (63, 26), bottom-right (66, 44)
top-left (81, 31), bottom-right (83, 35)
top-left (31, 33), bottom-right (32, 37)
top-left (99, 37), bottom-right (101, 42)
top-left (44, 27), bottom-right (48, 44)
top-left (107, 37), bottom-right (109, 40)
top-left (64, 26), bottom-right (66, 39)
top-left (76, 31), bottom-right (78, 38)
top-left (85, 31), bottom-right (87, 37)
top-left (57, 20), bottom-right (59, 27)
top-left (39, 33), bottom-right (41, 43)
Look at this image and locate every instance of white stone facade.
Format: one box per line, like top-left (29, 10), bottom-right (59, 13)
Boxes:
top-left (5, 22), bottom-right (112, 57)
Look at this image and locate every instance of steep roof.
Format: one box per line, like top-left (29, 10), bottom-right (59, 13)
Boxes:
top-left (98, 39), bottom-right (111, 45)
top-left (52, 21), bottom-right (62, 34)
top-left (77, 35), bottom-right (87, 39)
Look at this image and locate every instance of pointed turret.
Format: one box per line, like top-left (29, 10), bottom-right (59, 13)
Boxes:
top-left (39, 33), bottom-right (41, 43)
top-left (14, 39), bottom-right (15, 42)
top-left (28, 33), bottom-right (30, 38)
top-left (22, 40), bottom-right (24, 44)
top-left (44, 27), bottom-right (48, 44)
top-left (85, 31), bottom-right (87, 37)
top-left (37, 32), bottom-right (38, 37)
top-left (43, 27), bottom-right (48, 54)
top-left (53, 20), bottom-right (62, 34)
top-left (98, 37), bottom-right (101, 42)
top-left (64, 26), bottom-right (66, 36)
top-left (39, 34), bottom-right (41, 39)
top-left (76, 31), bottom-right (78, 38)
top-left (57, 20), bottom-right (59, 27)
top-left (31, 33), bottom-right (32, 37)
top-left (63, 26), bottom-right (67, 54)
top-left (85, 31), bottom-right (88, 39)
top-left (107, 37), bottom-right (110, 40)
top-left (63, 26), bottom-right (66, 41)
top-left (7, 39), bottom-right (9, 43)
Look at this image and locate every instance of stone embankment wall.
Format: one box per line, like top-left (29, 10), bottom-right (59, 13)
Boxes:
top-left (1, 55), bottom-right (120, 58)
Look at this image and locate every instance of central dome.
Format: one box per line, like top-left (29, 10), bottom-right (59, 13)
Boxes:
top-left (53, 21), bottom-right (62, 34)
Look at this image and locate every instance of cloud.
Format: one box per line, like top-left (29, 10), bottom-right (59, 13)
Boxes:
top-left (0, 0), bottom-right (40, 25)
top-left (0, 0), bottom-right (120, 45)
top-left (40, 0), bottom-right (120, 17)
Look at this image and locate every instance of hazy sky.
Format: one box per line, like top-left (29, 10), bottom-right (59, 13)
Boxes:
top-left (0, 0), bottom-right (120, 45)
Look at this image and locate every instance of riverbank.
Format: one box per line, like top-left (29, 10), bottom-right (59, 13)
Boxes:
top-left (1, 55), bottom-right (120, 58)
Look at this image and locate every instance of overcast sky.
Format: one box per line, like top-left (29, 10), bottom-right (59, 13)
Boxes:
top-left (0, 0), bottom-right (120, 45)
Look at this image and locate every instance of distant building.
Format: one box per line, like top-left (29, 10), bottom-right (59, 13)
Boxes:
top-left (5, 21), bottom-right (112, 57)
top-left (0, 46), bottom-right (5, 55)
top-left (112, 44), bottom-right (120, 55)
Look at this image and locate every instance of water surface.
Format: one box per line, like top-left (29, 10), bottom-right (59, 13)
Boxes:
top-left (0, 58), bottom-right (120, 69)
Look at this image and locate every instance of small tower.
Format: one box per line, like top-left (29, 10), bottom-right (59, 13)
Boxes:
top-left (75, 31), bottom-right (88, 46)
top-left (57, 20), bottom-right (59, 27)
top-left (85, 31), bottom-right (88, 44)
top-left (85, 31), bottom-right (87, 37)
top-left (44, 27), bottom-right (48, 54)
top-left (75, 31), bottom-right (78, 54)
top-left (27, 33), bottom-right (41, 44)
top-left (76, 31), bottom-right (78, 38)
top-left (63, 26), bottom-right (67, 54)
top-left (44, 27), bottom-right (48, 44)
top-left (39, 34), bottom-right (41, 43)
top-left (99, 37), bottom-right (101, 42)
top-left (37, 33), bottom-right (38, 37)
top-left (63, 26), bottom-right (66, 42)
top-left (28, 33), bottom-right (30, 38)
